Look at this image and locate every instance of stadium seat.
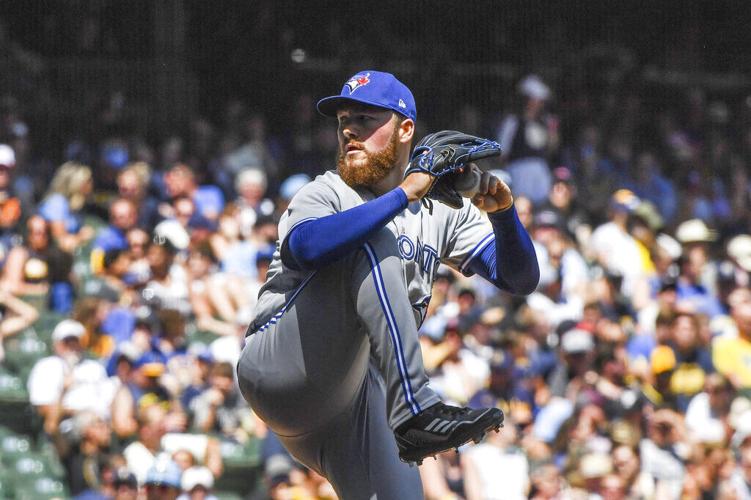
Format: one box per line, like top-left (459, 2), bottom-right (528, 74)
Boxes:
top-left (214, 491), bottom-right (244, 500)
top-left (213, 438), bottom-right (262, 495)
top-left (2, 336), bottom-right (49, 379)
top-left (12, 476), bottom-right (68, 500)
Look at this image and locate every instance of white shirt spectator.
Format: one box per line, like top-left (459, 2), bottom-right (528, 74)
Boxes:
top-left (685, 392), bottom-right (726, 443)
top-left (590, 220), bottom-right (643, 295)
top-left (463, 443), bottom-right (529, 500)
top-left (27, 355), bottom-right (109, 417)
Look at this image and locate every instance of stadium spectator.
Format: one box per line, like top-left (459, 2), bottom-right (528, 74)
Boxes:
top-left (27, 319), bottom-right (110, 419)
top-left (190, 361), bottom-right (248, 437)
top-left (162, 163), bottom-right (225, 222)
top-left (116, 162), bottom-right (161, 230)
top-left (496, 74), bottom-right (558, 205)
top-left (47, 410), bottom-right (113, 496)
top-left (38, 161), bottom-right (95, 252)
top-left (713, 286), bottom-right (751, 391)
top-left (1, 214), bottom-right (74, 312)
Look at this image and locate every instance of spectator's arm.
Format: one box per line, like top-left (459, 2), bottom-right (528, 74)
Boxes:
top-left (43, 374), bottom-right (72, 458)
top-left (189, 285), bottom-right (236, 337)
top-left (111, 385), bottom-right (137, 438)
top-left (48, 221), bottom-right (94, 254)
top-left (419, 335), bottom-right (461, 372)
top-left (460, 452), bottom-right (483, 500)
top-left (204, 437), bottom-right (223, 479)
top-left (0, 289), bottom-right (39, 338)
top-left (419, 458), bottom-right (459, 500)
top-left (191, 390), bottom-right (223, 433)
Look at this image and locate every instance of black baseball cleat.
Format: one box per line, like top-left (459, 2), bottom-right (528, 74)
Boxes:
top-left (394, 403), bottom-right (504, 465)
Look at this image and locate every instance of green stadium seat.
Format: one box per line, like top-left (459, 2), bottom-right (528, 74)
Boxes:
top-left (35, 441), bottom-right (66, 480)
top-left (214, 491), bottom-right (244, 500)
top-left (0, 371), bottom-right (28, 401)
top-left (32, 311), bottom-right (66, 345)
top-left (213, 438), bottom-right (262, 495)
top-left (9, 453), bottom-right (49, 477)
top-left (0, 467), bottom-right (12, 498)
top-left (2, 336), bottom-right (49, 378)
top-left (13, 476), bottom-right (68, 500)
top-left (0, 433), bottom-right (32, 468)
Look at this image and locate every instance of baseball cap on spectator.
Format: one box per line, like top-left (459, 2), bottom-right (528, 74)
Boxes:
top-left (518, 74), bottom-right (551, 101)
top-left (235, 168), bottom-right (267, 194)
top-left (579, 453), bottom-right (613, 479)
top-left (481, 306), bottom-right (506, 326)
top-left (656, 233), bottom-right (682, 261)
top-left (651, 345), bottom-right (676, 374)
top-left (731, 412), bottom-right (751, 450)
top-left (187, 213), bottom-right (218, 232)
top-left (0, 144), bottom-right (15, 168)
top-left (181, 466), bottom-right (214, 492)
top-left (552, 166), bottom-right (573, 184)
top-left (144, 458), bottom-right (182, 488)
top-left (102, 144), bottom-right (129, 170)
top-left (317, 70), bottom-right (417, 121)
top-left (52, 319), bottom-right (86, 342)
top-left (561, 328), bottom-right (594, 354)
top-left (154, 219), bottom-right (190, 251)
top-left (489, 350), bottom-right (514, 373)
top-left (730, 398), bottom-right (751, 428)
top-left (256, 244), bottom-right (276, 264)
top-left (113, 468), bottom-right (138, 489)
top-left (727, 235), bottom-right (751, 272)
top-left (279, 173), bottom-right (311, 201)
top-left (658, 278), bottom-right (678, 293)
top-left (675, 218), bottom-right (717, 244)
top-left (609, 189), bottom-right (640, 213)
top-left (265, 454), bottom-right (293, 487)
top-left (632, 201), bottom-right (664, 232)
top-left (135, 351), bottom-right (166, 378)
top-left (187, 343), bottom-right (214, 364)
top-left (534, 209), bottom-right (564, 231)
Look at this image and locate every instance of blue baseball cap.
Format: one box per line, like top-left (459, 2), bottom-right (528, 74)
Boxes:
top-left (317, 70), bottom-right (416, 121)
top-left (144, 459), bottom-right (182, 488)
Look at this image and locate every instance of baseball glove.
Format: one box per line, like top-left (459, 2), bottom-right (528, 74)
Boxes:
top-left (404, 130), bottom-right (501, 209)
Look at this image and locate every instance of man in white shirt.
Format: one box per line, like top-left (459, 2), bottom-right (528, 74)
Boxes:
top-left (589, 189), bottom-right (645, 297)
top-left (27, 319), bottom-right (109, 418)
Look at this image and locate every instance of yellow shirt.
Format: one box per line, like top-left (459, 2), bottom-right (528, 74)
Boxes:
top-left (712, 336), bottom-right (751, 388)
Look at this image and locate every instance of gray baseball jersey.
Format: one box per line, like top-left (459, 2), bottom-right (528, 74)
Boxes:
top-left (237, 170), bottom-right (494, 499)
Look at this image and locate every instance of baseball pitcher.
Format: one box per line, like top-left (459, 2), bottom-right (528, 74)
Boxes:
top-left (236, 70), bottom-right (539, 499)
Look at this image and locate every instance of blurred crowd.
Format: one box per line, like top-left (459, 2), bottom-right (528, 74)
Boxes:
top-left (0, 62), bottom-right (751, 500)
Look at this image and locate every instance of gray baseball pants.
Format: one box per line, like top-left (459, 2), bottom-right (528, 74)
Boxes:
top-left (237, 228), bottom-right (440, 499)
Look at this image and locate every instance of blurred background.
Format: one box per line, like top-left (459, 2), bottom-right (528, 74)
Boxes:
top-left (0, 1), bottom-right (750, 499)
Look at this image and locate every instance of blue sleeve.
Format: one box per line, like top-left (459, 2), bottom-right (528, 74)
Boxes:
top-left (282, 187), bottom-right (408, 270)
top-left (38, 194), bottom-right (71, 223)
top-left (466, 205), bottom-right (539, 295)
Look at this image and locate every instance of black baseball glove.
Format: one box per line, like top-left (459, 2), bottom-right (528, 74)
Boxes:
top-left (404, 130), bottom-right (501, 209)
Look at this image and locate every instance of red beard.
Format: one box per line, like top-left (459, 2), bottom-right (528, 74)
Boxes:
top-left (337, 127), bottom-right (400, 188)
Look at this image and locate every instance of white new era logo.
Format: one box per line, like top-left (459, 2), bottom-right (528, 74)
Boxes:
top-left (398, 99), bottom-right (406, 109)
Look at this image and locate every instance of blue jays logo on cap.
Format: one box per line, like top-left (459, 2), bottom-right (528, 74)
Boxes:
top-left (317, 69), bottom-right (417, 121)
top-left (345, 73), bottom-right (371, 94)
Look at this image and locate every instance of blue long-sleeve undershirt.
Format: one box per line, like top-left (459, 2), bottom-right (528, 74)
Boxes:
top-left (281, 187), bottom-right (409, 271)
top-left (465, 206), bottom-right (540, 295)
top-left (283, 189), bottom-right (540, 296)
